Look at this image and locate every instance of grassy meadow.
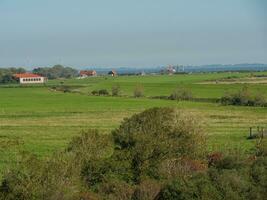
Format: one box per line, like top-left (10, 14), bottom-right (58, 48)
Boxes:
top-left (1, 72), bottom-right (267, 173)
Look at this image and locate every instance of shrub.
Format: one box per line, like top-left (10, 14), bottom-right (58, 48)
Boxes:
top-left (221, 86), bottom-right (266, 107)
top-left (112, 84), bottom-right (121, 96)
top-left (156, 174), bottom-right (221, 200)
top-left (255, 139), bottom-right (267, 157)
top-left (112, 107), bottom-right (206, 182)
top-left (91, 89), bottom-right (109, 96)
top-left (169, 87), bottom-right (193, 101)
top-left (250, 156), bottom-right (267, 198)
top-left (133, 85), bottom-right (144, 98)
top-left (91, 90), bottom-right (99, 95)
top-left (98, 89), bottom-right (109, 96)
top-left (66, 130), bottom-right (113, 164)
top-left (97, 179), bottom-right (134, 200)
top-left (132, 179), bottom-right (161, 200)
top-left (0, 152), bottom-right (80, 200)
top-left (81, 159), bottom-right (112, 187)
top-left (0, 130), bottom-right (112, 200)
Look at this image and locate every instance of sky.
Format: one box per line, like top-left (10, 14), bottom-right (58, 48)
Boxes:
top-left (0, 0), bottom-right (266, 68)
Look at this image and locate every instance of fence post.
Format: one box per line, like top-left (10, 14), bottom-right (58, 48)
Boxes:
top-left (249, 127), bottom-right (252, 138)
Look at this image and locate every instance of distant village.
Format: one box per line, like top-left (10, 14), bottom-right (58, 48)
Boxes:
top-left (3, 63), bottom-right (265, 85)
top-left (8, 65), bottom-right (183, 84)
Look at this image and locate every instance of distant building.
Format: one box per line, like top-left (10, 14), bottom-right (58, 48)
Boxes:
top-left (14, 73), bottom-right (47, 84)
top-left (79, 70), bottom-right (97, 78)
top-left (166, 65), bottom-right (176, 75)
top-left (108, 70), bottom-right (117, 77)
top-left (138, 71), bottom-right (146, 76)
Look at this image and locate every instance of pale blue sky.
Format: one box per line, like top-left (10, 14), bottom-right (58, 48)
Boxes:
top-left (0, 0), bottom-right (266, 68)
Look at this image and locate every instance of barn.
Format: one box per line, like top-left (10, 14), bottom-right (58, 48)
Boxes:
top-left (79, 70), bottom-right (97, 78)
top-left (14, 73), bottom-right (47, 84)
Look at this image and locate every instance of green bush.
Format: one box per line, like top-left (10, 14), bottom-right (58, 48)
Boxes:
top-left (112, 84), bottom-right (121, 96)
top-left (133, 85), bottom-right (144, 98)
top-left (98, 89), bottom-right (109, 96)
top-left (157, 173), bottom-right (221, 200)
top-left (131, 179), bottom-right (161, 200)
top-left (169, 87), bottom-right (193, 101)
top-left (91, 89), bottom-right (109, 96)
top-left (91, 90), bottom-right (99, 95)
top-left (221, 86), bottom-right (266, 107)
top-left (112, 107), bottom-right (206, 182)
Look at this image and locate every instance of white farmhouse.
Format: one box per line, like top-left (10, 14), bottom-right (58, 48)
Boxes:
top-left (14, 73), bottom-right (48, 84)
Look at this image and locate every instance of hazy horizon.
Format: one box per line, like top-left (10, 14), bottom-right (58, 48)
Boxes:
top-left (1, 0), bottom-right (266, 68)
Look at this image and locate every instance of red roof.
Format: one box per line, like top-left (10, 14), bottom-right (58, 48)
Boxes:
top-left (80, 70), bottom-right (97, 76)
top-left (14, 73), bottom-right (43, 78)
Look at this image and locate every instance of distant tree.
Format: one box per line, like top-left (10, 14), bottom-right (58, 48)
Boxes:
top-left (32, 65), bottom-right (78, 79)
top-left (0, 68), bottom-right (26, 84)
top-left (112, 84), bottom-right (121, 96)
top-left (133, 85), bottom-right (144, 98)
top-left (169, 87), bottom-right (193, 101)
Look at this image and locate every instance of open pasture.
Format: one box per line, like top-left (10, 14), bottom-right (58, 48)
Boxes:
top-left (48, 71), bottom-right (267, 98)
top-left (1, 72), bottom-right (267, 172)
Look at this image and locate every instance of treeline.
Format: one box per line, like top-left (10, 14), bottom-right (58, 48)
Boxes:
top-left (0, 108), bottom-right (266, 200)
top-left (33, 65), bottom-right (78, 79)
top-left (0, 68), bottom-right (25, 84)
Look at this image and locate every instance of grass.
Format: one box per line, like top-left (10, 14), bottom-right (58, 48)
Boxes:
top-left (0, 72), bottom-right (267, 172)
top-left (44, 72), bottom-right (267, 98)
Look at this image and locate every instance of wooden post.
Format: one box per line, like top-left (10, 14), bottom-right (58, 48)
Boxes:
top-left (249, 127), bottom-right (252, 138)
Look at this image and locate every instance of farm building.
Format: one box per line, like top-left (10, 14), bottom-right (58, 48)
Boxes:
top-left (79, 70), bottom-right (97, 78)
top-left (166, 65), bottom-right (176, 75)
top-left (108, 70), bottom-right (117, 77)
top-left (14, 73), bottom-right (47, 84)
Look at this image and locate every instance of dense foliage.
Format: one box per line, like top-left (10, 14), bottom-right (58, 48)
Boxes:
top-left (0, 108), bottom-right (266, 200)
top-left (221, 86), bottom-right (267, 107)
top-left (32, 65), bottom-right (78, 79)
top-left (0, 68), bottom-right (26, 84)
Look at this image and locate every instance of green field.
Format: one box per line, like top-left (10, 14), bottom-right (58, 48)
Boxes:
top-left (1, 72), bottom-right (267, 173)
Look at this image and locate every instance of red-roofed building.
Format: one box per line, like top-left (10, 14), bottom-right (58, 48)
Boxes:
top-left (79, 70), bottom-right (97, 78)
top-left (14, 73), bottom-right (47, 84)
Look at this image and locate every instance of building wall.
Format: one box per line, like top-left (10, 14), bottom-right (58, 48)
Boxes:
top-left (19, 77), bottom-right (47, 84)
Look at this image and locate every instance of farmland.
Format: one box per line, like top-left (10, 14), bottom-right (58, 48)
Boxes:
top-left (0, 72), bottom-right (267, 173)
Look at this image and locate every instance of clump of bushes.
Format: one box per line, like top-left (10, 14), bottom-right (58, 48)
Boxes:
top-left (1, 108), bottom-right (267, 200)
top-left (111, 84), bottom-right (121, 96)
top-left (91, 89), bottom-right (109, 96)
top-left (221, 85), bottom-right (267, 107)
top-left (133, 85), bottom-right (144, 98)
top-left (169, 87), bottom-right (193, 101)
